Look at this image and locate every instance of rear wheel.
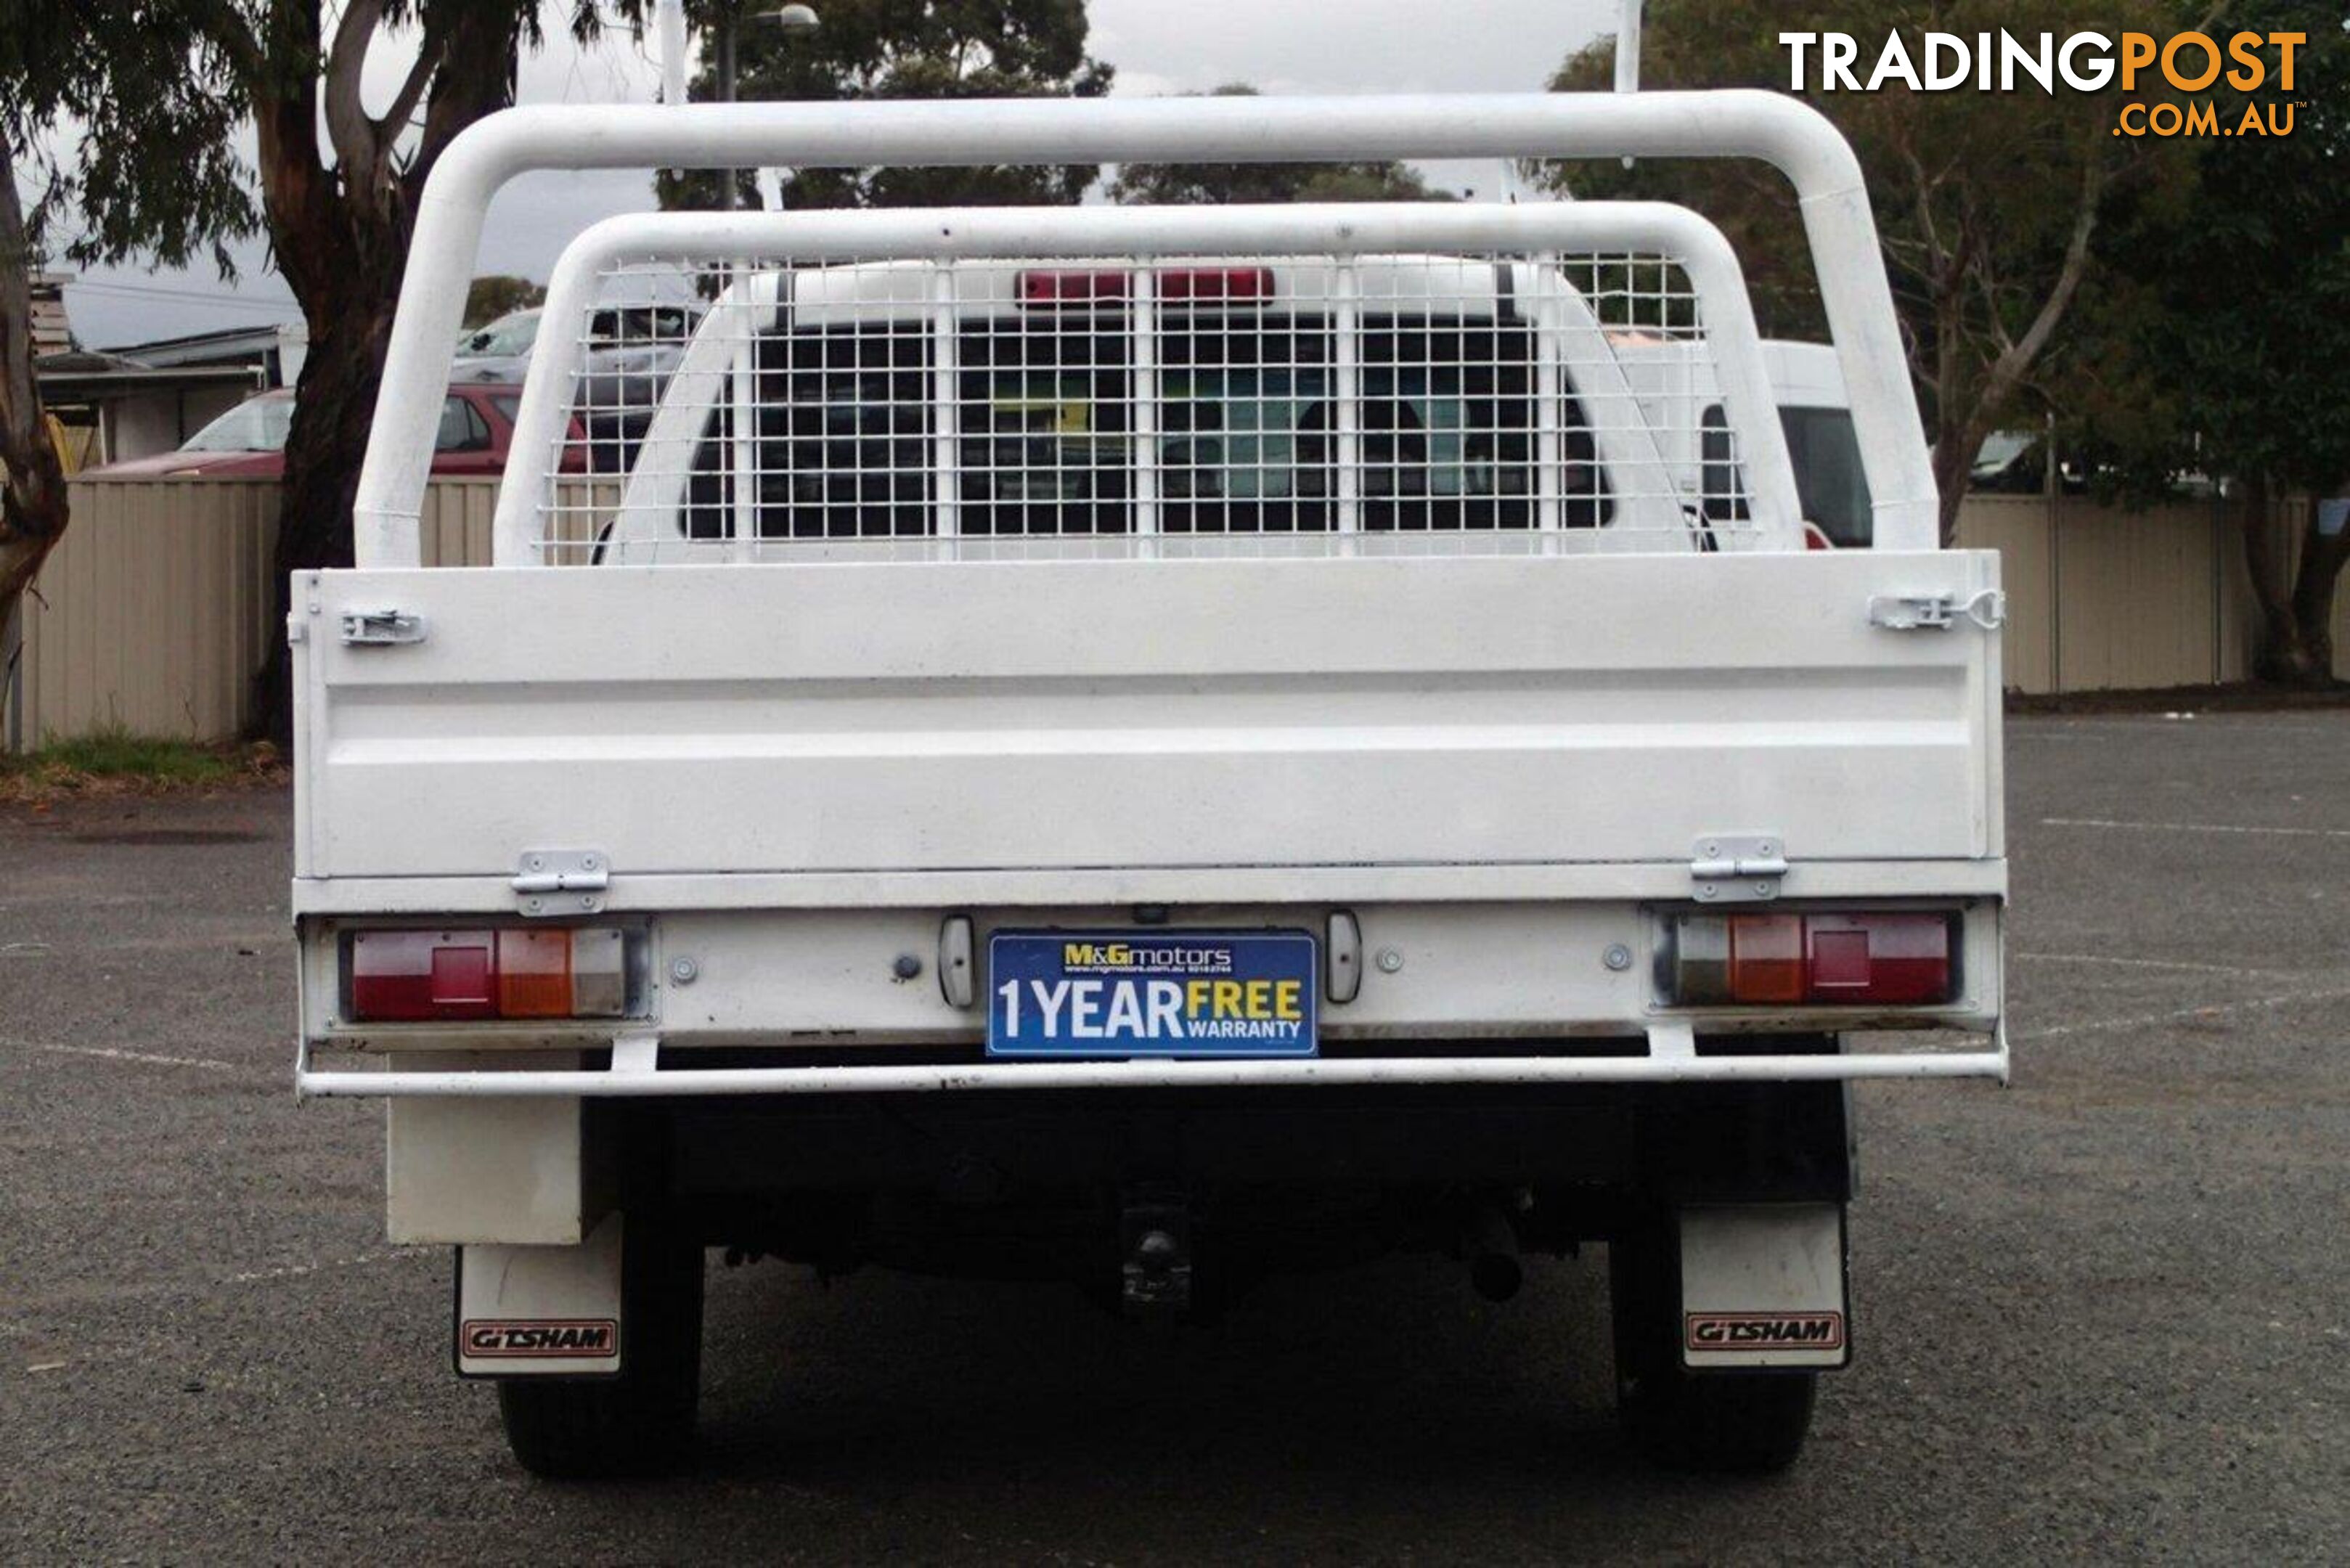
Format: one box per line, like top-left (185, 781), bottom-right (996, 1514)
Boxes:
top-left (1609, 1207), bottom-right (1816, 1473)
top-left (498, 1217), bottom-right (705, 1479)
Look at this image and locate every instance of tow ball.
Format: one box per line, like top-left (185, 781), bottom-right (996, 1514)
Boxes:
top-left (1120, 1201), bottom-right (1193, 1318)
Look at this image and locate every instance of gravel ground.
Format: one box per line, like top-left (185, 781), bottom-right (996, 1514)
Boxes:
top-left (1, 712), bottom-right (2344, 1563)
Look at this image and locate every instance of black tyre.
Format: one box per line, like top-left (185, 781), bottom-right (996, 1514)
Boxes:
top-left (497, 1219), bottom-right (706, 1479)
top-left (1609, 1208), bottom-right (1816, 1474)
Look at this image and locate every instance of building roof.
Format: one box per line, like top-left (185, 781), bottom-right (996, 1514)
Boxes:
top-left (99, 321), bottom-right (306, 368)
top-left (34, 348), bottom-right (264, 399)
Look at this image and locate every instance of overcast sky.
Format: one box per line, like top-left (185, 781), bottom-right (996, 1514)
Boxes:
top-left (62, 1), bottom-right (1618, 349)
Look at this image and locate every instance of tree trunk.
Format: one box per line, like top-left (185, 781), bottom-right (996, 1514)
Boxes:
top-left (0, 139), bottom-right (70, 659)
top-left (2283, 493), bottom-right (2349, 685)
top-left (239, 0), bottom-right (523, 742)
top-left (1931, 436), bottom-right (1973, 547)
top-left (2244, 483), bottom-right (2349, 687)
top-left (248, 266), bottom-right (403, 740)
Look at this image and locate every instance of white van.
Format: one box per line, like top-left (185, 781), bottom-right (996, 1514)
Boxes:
top-left (1610, 335), bottom-right (1875, 547)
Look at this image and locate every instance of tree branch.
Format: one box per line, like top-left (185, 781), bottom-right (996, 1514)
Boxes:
top-left (378, 28), bottom-right (443, 147)
top-left (1983, 157), bottom-right (2103, 411)
top-left (1898, 134), bottom-right (1947, 282)
top-left (414, 3), bottom-right (521, 188)
top-left (1970, 238), bottom-right (2018, 359)
top-left (323, 0), bottom-right (387, 190)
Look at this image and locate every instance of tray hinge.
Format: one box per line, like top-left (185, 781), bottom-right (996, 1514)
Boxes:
top-left (1690, 834), bottom-right (1788, 902)
top-left (512, 849), bottom-right (609, 915)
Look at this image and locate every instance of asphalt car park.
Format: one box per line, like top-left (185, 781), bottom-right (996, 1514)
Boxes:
top-left (1, 711), bottom-right (2344, 1561)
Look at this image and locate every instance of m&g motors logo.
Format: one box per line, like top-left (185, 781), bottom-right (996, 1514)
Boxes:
top-left (1779, 29), bottom-right (2306, 138)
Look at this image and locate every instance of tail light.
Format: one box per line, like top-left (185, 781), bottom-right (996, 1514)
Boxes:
top-left (1670, 912), bottom-right (1954, 1007)
top-left (347, 927), bottom-right (633, 1022)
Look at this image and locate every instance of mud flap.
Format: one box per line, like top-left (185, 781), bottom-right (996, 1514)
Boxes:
top-left (1678, 1204), bottom-right (1849, 1371)
top-left (456, 1212), bottom-right (624, 1378)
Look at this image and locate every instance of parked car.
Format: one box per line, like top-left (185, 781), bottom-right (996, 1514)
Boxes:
top-left (88, 383), bottom-right (585, 479)
top-left (453, 302), bottom-right (704, 472)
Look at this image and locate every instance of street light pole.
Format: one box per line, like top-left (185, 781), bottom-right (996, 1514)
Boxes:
top-left (714, 6), bottom-right (740, 212)
top-left (709, 4), bottom-right (818, 212)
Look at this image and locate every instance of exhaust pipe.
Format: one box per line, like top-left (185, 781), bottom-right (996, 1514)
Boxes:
top-left (1462, 1202), bottom-right (1523, 1302)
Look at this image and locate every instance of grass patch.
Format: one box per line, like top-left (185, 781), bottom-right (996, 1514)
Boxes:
top-left (1, 727), bottom-right (283, 802)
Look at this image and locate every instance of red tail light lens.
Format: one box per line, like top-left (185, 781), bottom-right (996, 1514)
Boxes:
top-left (1673, 912), bottom-right (1954, 1007)
top-left (348, 927), bottom-right (632, 1022)
top-left (348, 931), bottom-right (496, 1021)
top-left (1801, 914), bottom-right (1951, 1003)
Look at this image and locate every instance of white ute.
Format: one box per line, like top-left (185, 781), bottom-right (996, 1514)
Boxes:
top-left (292, 90), bottom-right (2007, 1477)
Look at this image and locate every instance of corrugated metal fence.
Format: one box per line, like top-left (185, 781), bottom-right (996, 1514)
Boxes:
top-left (1953, 494), bottom-right (2322, 694)
top-left (4, 478), bottom-right (2343, 748)
top-left (9, 478), bottom-right (282, 746)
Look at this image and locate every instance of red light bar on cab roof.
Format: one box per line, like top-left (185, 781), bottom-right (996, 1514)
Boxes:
top-left (1017, 269), bottom-right (1130, 305)
top-left (1016, 266), bottom-right (1277, 306)
top-left (1157, 266), bottom-right (1276, 303)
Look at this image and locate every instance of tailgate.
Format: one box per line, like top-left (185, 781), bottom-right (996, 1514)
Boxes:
top-left (293, 548), bottom-right (2002, 884)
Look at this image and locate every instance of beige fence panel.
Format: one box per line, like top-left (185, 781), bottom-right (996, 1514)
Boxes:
top-left (417, 476), bottom-right (621, 568)
top-left (1953, 497), bottom-right (2056, 695)
top-left (10, 477), bottom-right (280, 747)
top-left (2051, 501), bottom-right (2229, 691)
top-left (417, 478), bottom-right (502, 568)
top-left (1, 476), bottom-right (630, 751)
top-left (1953, 494), bottom-right (2291, 693)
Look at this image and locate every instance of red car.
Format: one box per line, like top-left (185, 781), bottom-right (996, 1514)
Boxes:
top-left (89, 384), bottom-right (588, 478)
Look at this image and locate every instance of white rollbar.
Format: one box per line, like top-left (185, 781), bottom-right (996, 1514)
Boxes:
top-left (356, 91), bottom-right (1938, 566)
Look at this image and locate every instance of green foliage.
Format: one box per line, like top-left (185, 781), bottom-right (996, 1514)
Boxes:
top-left (3, 727), bottom-right (242, 788)
top-left (1531, 0), bottom-right (2191, 528)
top-left (653, 0), bottom-right (1113, 211)
top-left (1, 3), bottom-right (605, 280)
top-left (1109, 86), bottom-right (1453, 205)
top-left (0, 3), bottom-right (256, 275)
top-left (464, 274), bottom-right (547, 327)
top-left (2076, 7), bottom-right (2350, 498)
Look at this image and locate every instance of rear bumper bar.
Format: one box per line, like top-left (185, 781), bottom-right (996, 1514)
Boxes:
top-left (295, 1026), bottom-right (2008, 1099)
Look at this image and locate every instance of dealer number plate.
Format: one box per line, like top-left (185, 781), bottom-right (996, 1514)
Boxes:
top-left (986, 931), bottom-right (1319, 1058)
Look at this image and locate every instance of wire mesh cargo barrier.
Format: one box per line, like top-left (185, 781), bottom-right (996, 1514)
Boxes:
top-left (482, 203), bottom-right (1808, 565)
top-left (524, 256), bottom-right (1782, 563)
